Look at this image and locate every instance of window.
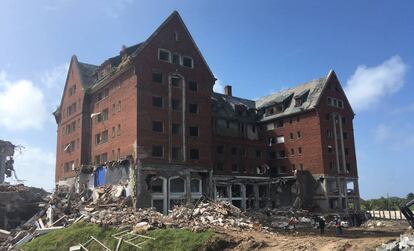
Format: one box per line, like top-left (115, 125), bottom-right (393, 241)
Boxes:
top-left (117, 124), bottom-right (121, 136)
top-left (290, 132), bottom-right (294, 140)
top-left (343, 132), bottom-right (348, 139)
top-left (276, 136), bottom-right (285, 143)
top-left (191, 179), bottom-right (201, 193)
top-left (152, 96), bottom-right (163, 108)
top-left (112, 103), bottom-right (116, 114)
top-left (231, 164), bottom-right (239, 173)
top-left (277, 150), bottom-right (286, 159)
top-left (189, 149), bottom-right (199, 160)
top-left (296, 116), bottom-right (300, 122)
top-left (95, 130), bottom-right (108, 145)
top-left (266, 122), bottom-right (275, 130)
top-left (329, 161), bottom-right (334, 169)
top-left (338, 100), bottom-right (343, 108)
top-left (96, 89), bottom-right (109, 102)
top-left (189, 126), bottom-right (199, 136)
top-left (327, 129), bottom-right (332, 138)
top-left (299, 164), bottom-right (304, 170)
top-left (328, 145), bottom-right (333, 153)
top-left (112, 126), bottom-right (116, 138)
top-left (172, 53), bottom-right (180, 64)
top-left (151, 178), bottom-right (164, 193)
top-left (152, 121), bottom-right (163, 132)
top-left (268, 137), bottom-right (275, 145)
top-left (327, 97), bottom-right (332, 105)
top-left (189, 103), bottom-right (199, 114)
top-left (95, 109), bottom-right (108, 124)
top-left (172, 123), bottom-right (181, 135)
top-left (297, 131), bottom-right (302, 138)
top-left (117, 100), bottom-right (121, 112)
top-left (188, 81), bottom-right (197, 91)
top-left (325, 113), bottom-right (330, 120)
top-left (346, 163), bottom-right (351, 173)
top-left (217, 146), bottom-right (224, 154)
top-left (172, 147), bottom-right (182, 160)
top-left (152, 146), bottom-right (163, 158)
top-left (295, 98), bottom-right (302, 107)
top-left (341, 117), bottom-right (346, 124)
top-left (174, 31), bottom-right (179, 41)
top-left (171, 76), bottom-right (181, 87)
top-left (182, 56), bottom-right (193, 68)
top-left (158, 49), bottom-right (170, 62)
top-left (256, 150), bottom-right (262, 158)
top-left (215, 163), bottom-right (224, 171)
top-left (269, 151), bottom-right (276, 159)
top-left (152, 72), bottom-right (163, 83)
top-left (298, 147), bottom-right (302, 155)
top-left (345, 148), bottom-right (349, 155)
top-left (291, 148), bottom-right (295, 155)
top-left (170, 178), bottom-right (185, 193)
top-left (172, 99), bottom-right (181, 111)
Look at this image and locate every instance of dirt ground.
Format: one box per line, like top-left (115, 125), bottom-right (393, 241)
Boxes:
top-left (221, 222), bottom-right (409, 251)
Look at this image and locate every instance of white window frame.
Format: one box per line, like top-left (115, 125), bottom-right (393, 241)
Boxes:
top-left (151, 177), bottom-right (168, 214)
top-left (158, 48), bottom-right (171, 62)
top-left (190, 178), bottom-right (202, 199)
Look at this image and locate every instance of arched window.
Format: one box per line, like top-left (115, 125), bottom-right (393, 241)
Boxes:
top-left (151, 178), bottom-right (164, 193)
top-left (191, 179), bottom-right (201, 193)
top-left (170, 177), bottom-right (185, 193)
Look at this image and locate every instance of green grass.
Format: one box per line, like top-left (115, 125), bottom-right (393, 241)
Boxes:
top-left (21, 223), bottom-right (219, 251)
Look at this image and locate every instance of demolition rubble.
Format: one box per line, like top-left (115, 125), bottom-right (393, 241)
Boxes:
top-left (0, 184), bottom-right (321, 250)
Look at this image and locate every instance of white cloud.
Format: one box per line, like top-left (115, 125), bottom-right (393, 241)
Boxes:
top-left (213, 77), bottom-right (224, 93)
top-left (41, 63), bottom-right (69, 89)
top-left (7, 144), bottom-right (55, 192)
top-left (0, 71), bottom-right (47, 130)
top-left (103, 0), bottom-right (134, 18)
top-left (345, 55), bottom-right (407, 112)
top-left (374, 124), bottom-right (391, 142)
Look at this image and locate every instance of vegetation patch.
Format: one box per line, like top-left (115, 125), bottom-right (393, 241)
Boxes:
top-left (22, 223), bottom-right (225, 251)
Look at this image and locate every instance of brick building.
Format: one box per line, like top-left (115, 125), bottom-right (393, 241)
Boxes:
top-left (54, 11), bottom-right (360, 213)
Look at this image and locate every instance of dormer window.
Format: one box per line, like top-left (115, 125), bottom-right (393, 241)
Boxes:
top-left (182, 56), bottom-right (193, 68)
top-left (158, 49), bottom-right (171, 62)
top-left (275, 104), bottom-right (283, 112)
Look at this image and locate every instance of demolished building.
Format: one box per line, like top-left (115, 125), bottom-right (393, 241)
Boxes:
top-left (53, 11), bottom-right (360, 215)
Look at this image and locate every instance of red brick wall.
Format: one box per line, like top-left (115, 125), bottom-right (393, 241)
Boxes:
top-left (262, 111), bottom-right (325, 175)
top-left (134, 14), bottom-right (215, 168)
top-left (317, 76), bottom-right (358, 177)
top-left (55, 59), bottom-right (86, 181)
top-left (89, 69), bottom-right (137, 164)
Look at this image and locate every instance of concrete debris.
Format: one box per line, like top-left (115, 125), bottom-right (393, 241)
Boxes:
top-left (376, 233), bottom-right (414, 251)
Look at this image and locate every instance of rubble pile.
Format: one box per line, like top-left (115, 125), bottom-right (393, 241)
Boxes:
top-left (247, 207), bottom-right (313, 230)
top-left (362, 219), bottom-right (408, 229)
top-left (376, 232), bottom-right (414, 251)
top-left (166, 201), bottom-right (260, 232)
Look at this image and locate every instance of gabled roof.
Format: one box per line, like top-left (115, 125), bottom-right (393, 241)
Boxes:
top-left (77, 61), bottom-right (99, 88)
top-left (212, 92), bottom-right (256, 122)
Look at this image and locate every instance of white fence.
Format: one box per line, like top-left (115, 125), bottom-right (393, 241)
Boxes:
top-left (368, 210), bottom-right (405, 220)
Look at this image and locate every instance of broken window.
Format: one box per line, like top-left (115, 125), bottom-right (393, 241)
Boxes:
top-left (216, 145), bottom-right (224, 154)
top-left (182, 56), bottom-right (193, 68)
top-left (152, 145), bottom-right (163, 158)
top-left (158, 49), bottom-right (170, 62)
top-left (338, 100), bottom-right (343, 108)
top-left (152, 72), bottom-right (163, 83)
top-left (346, 163), bottom-right (351, 173)
top-left (189, 103), bottom-right (199, 114)
top-left (327, 129), bottom-right (332, 138)
top-left (172, 147), bottom-right (182, 160)
top-left (341, 117), bottom-right (346, 124)
top-left (345, 148), bottom-right (349, 155)
top-left (172, 123), bottom-right (181, 135)
top-left (343, 132), bottom-right (348, 139)
top-left (95, 130), bottom-right (108, 145)
top-left (290, 132), bottom-right (294, 140)
top-left (171, 75), bottom-right (181, 87)
top-left (231, 184), bottom-right (241, 198)
top-left (277, 150), bottom-right (286, 159)
top-left (215, 163), bottom-right (224, 171)
top-left (117, 124), bottom-right (121, 136)
top-left (152, 96), bottom-right (163, 108)
top-left (231, 147), bottom-right (237, 155)
top-left (188, 80), bottom-right (198, 92)
top-left (325, 113), bottom-right (330, 120)
top-left (291, 148), bottom-right (295, 155)
top-left (328, 145), bottom-right (333, 153)
top-left (152, 121), bottom-right (163, 132)
top-left (151, 178), bottom-right (164, 193)
top-left (266, 122), bottom-right (275, 130)
top-left (172, 99), bottom-right (181, 111)
top-left (269, 151), bottom-right (276, 159)
top-left (189, 149), bottom-right (199, 160)
top-left (255, 150), bottom-right (262, 158)
top-left (298, 147), bottom-right (302, 155)
top-left (327, 97), bottom-right (332, 105)
top-left (231, 163), bottom-right (239, 173)
top-left (297, 131), bottom-right (302, 138)
top-left (216, 185), bottom-right (228, 199)
top-left (329, 161), bottom-right (334, 170)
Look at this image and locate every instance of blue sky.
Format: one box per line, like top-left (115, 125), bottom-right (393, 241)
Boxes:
top-left (0, 0), bottom-right (413, 199)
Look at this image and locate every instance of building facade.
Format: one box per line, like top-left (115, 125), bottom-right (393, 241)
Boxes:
top-left (54, 11), bottom-right (360, 213)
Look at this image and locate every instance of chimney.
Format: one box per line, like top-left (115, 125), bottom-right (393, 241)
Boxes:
top-left (224, 85), bottom-right (232, 96)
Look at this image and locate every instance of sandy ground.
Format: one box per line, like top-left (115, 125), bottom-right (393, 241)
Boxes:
top-left (221, 222), bottom-right (409, 251)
